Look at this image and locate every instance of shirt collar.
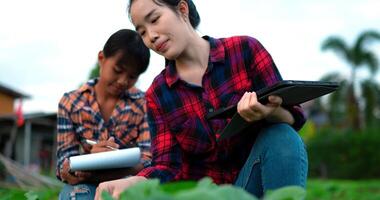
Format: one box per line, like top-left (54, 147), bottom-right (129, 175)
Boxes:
top-left (78, 78), bottom-right (97, 95)
top-left (165, 36), bottom-right (226, 87)
top-left (78, 78), bottom-right (144, 100)
top-left (206, 35), bottom-right (226, 63)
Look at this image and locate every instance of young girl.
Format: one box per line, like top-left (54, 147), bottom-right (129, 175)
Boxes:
top-left (57, 29), bottom-right (151, 200)
top-left (95, 0), bottom-right (308, 198)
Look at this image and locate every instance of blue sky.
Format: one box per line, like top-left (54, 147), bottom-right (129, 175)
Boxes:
top-left (0, 0), bottom-right (379, 113)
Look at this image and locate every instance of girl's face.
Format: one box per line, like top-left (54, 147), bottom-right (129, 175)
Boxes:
top-left (98, 51), bottom-right (139, 97)
top-left (130, 0), bottom-right (190, 60)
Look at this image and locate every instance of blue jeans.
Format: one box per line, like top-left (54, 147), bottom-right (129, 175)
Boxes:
top-left (59, 183), bottom-right (97, 200)
top-left (234, 123), bottom-right (308, 198)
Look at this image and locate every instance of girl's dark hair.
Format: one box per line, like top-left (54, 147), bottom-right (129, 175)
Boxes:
top-left (103, 29), bottom-right (150, 74)
top-left (128, 0), bottom-right (200, 29)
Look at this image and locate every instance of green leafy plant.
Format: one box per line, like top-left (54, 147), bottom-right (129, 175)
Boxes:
top-left (101, 177), bottom-right (306, 200)
top-left (24, 189), bottom-right (61, 200)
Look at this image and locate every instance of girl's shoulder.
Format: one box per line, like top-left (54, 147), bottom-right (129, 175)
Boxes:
top-left (58, 80), bottom-right (97, 111)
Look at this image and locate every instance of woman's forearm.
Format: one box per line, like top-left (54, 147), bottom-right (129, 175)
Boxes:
top-left (266, 106), bottom-right (295, 125)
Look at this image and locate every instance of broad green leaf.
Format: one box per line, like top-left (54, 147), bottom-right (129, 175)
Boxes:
top-left (24, 191), bottom-right (39, 200)
top-left (161, 180), bottom-right (197, 194)
top-left (174, 180), bottom-right (257, 200)
top-left (119, 179), bottom-right (173, 200)
top-left (264, 186), bottom-right (306, 200)
top-left (101, 191), bottom-right (115, 200)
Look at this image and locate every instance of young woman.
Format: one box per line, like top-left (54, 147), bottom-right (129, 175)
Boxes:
top-left (57, 29), bottom-right (151, 200)
top-left (95, 1), bottom-right (308, 199)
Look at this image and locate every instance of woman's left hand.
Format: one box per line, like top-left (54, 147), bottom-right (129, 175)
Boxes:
top-left (95, 176), bottom-right (147, 200)
top-left (237, 92), bottom-right (282, 122)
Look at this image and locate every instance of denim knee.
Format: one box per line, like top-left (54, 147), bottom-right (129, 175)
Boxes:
top-left (259, 123), bottom-right (305, 157)
top-left (258, 123), bottom-right (308, 187)
top-left (59, 183), bottom-right (97, 200)
top-left (234, 123), bottom-right (308, 198)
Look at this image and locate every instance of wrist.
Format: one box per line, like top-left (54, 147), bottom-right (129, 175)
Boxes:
top-left (267, 107), bottom-right (294, 125)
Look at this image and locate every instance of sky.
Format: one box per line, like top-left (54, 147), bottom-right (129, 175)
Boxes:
top-left (0, 0), bottom-right (379, 113)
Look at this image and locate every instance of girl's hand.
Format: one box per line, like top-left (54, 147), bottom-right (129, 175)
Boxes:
top-left (237, 92), bottom-right (282, 122)
top-left (95, 176), bottom-right (147, 200)
top-left (60, 158), bottom-right (92, 185)
top-left (90, 137), bottom-right (119, 153)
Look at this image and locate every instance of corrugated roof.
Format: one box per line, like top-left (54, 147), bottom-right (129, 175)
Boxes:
top-left (0, 83), bottom-right (30, 98)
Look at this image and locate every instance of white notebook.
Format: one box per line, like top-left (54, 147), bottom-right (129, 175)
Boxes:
top-left (69, 147), bottom-right (141, 171)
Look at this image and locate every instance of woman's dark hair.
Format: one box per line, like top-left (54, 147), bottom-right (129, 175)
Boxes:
top-left (128, 0), bottom-right (200, 29)
top-left (103, 29), bottom-right (150, 74)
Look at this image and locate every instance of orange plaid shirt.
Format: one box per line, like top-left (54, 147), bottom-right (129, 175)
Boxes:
top-left (56, 79), bottom-right (151, 180)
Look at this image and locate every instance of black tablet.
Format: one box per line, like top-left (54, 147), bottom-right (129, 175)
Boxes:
top-left (256, 80), bottom-right (339, 105)
top-left (207, 80), bottom-right (340, 141)
top-left (207, 80), bottom-right (339, 120)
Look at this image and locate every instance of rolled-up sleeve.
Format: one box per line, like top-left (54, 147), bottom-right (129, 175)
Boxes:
top-left (56, 94), bottom-right (80, 181)
top-left (246, 36), bottom-right (306, 130)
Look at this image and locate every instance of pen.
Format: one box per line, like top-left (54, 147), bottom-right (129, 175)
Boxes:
top-left (85, 139), bottom-right (119, 151)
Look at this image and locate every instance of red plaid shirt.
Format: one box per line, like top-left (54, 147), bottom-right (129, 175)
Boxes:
top-left (137, 36), bottom-right (306, 184)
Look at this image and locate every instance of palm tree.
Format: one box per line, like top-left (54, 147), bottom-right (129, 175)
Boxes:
top-left (316, 73), bottom-right (348, 127)
top-left (321, 30), bottom-right (380, 130)
top-left (361, 79), bottom-right (380, 127)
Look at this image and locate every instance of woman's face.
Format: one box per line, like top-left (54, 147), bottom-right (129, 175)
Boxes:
top-left (130, 0), bottom-right (189, 60)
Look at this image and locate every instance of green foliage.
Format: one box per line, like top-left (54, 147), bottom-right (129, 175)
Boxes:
top-left (3, 179), bottom-right (380, 200)
top-left (113, 178), bottom-right (257, 200)
top-left (89, 62), bottom-right (100, 79)
top-left (315, 74), bottom-right (349, 127)
top-left (307, 179), bottom-right (380, 200)
top-left (265, 186), bottom-right (306, 200)
top-left (0, 187), bottom-right (60, 200)
top-left (362, 79), bottom-right (380, 126)
top-left (24, 189), bottom-right (60, 200)
top-left (307, 126), bottom-right (380, 179)
top-left (101, 177), bottom-right (305, 200)
top-left (298, 121), bottom-right (316, 143)
top-left (0, 188), bottom-right (26, 200)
